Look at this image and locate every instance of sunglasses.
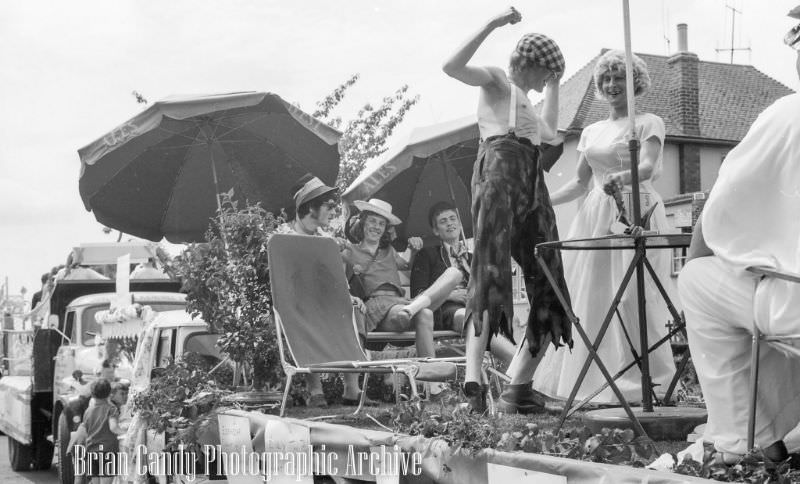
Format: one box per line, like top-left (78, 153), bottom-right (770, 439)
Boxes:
top-left (785, 23), bottom-right (800, 51)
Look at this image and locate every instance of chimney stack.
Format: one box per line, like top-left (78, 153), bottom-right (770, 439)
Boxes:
top-left (668, 24), bottom-right (699, 136)
top-left (677, 23), bottom-right (688, 52)
top-left (668, 23), bottom-right (702, 192)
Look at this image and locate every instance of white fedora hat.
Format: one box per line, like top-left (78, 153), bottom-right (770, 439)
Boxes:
top-left (353, 198), bottom-right (402, 226)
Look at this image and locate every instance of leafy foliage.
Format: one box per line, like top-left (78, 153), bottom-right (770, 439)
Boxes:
top-left (131, 352), bottom-right (234, 436)
top-left (312, 74), bottom-right (420, 190)
top-left (391, 396), bottom-right (658, 464)
top-left (171, 193), bottom-right (283, 388)
top-left (389, 392), bottom-right (800, 482)
top-left (672, 444), bottom-right (799, 483)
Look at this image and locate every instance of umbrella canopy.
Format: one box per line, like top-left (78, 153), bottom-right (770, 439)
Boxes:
top-left (343, 116), bottom-right (478, 242)
top-left (78, 92), bottom-right (341, 243)
top-left (343, 116), bottom-right (562, 242)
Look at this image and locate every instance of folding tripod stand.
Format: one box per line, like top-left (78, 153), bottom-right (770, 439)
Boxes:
top-left (535, 233), bottom-right (692, 436)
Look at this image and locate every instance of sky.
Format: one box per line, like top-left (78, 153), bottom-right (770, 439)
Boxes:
top-left (2, 0), bottom-right (799, 300)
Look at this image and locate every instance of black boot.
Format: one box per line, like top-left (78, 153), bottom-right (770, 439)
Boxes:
top-left (496, 383), bottom-right (546, 414)
top-left (463, 381), bottom-right (488, 414)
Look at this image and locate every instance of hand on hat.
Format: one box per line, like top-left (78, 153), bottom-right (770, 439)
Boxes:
top-left (491, 7), bottom-right (522, 28)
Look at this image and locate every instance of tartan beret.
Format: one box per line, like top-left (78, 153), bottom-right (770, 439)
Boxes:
top-left (516, 33), bottom-right (565, 76)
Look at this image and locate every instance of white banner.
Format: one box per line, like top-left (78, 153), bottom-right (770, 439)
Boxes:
top-left (487, 463), bottom-right (566, 484)
top-left (263, 420), bottom-right (313, 484)
top-left (217, 414), bottom-right (262, 484)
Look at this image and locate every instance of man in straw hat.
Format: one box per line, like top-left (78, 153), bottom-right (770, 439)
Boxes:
top-left (278, 174), bottom-right (377, 407)
top-left (678, 5), bottom-right (800, 463)
top-left (443, 7), bottom-right (572, 413)
top-left (345, 198), bottom-right (465, 399)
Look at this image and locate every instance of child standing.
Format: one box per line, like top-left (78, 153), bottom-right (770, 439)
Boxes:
top-left (82, 378), bottom-right (125, 484)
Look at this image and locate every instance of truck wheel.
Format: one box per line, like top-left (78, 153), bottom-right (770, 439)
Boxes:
top-left (8, 437), bottom-right (33, 471)
top-left (57, 414), bottom-right (75, 484)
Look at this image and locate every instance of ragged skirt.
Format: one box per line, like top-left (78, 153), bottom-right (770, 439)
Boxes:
top-left (466, 134), bottom-right (573, 357)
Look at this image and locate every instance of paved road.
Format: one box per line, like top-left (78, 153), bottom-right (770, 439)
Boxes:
top-left (0, 437), bottom-right (58, 484)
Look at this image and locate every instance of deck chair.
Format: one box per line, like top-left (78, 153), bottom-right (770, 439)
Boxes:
top-left (267, 234), bottom-right (464, 417)
top-left (746, 266), bottom-right (800, 450)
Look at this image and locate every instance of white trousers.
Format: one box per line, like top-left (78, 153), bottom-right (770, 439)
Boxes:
top-left (678, 256), bottom-right (800, 454)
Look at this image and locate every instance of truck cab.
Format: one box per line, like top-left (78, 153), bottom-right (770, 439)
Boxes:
top-left (52, 291), bottom-right (187, 399)
top-left (0, 241), bottom-right (185, 475)
top-left (145, 310), bottom-right (223, 377)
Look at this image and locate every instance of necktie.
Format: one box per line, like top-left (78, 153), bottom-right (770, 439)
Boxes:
top-left (450, 245), bottom-right (471, 283)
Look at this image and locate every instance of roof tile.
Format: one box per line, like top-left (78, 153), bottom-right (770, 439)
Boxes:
top-left (545, 50), bottom-right (794, 142)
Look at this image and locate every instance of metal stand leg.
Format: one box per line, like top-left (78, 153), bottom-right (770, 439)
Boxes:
top-left (747, 325), bottom-right (761, 451)
top-left (568, 326), bottom-right (683, 416)
top-left (542, 252), bottom-right (638, 413)
top-left (664, 348), bottom-right (691, 405)
top-left (536, 253), bottom-right (650, 438)
top-left (633, 239), bottom-right (653, 412)
top-left (615, 308), bottom-right (660, 405)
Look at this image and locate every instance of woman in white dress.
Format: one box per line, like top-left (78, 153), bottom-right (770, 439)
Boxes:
top-left (533, 50), bottom-right (675, 404)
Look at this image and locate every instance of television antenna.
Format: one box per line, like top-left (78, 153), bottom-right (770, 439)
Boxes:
top-left (715, 3), bottom-right (751, 63)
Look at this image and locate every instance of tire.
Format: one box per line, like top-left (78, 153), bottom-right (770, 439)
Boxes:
top-left (8, 437), bottom-right (33, 471)
top-left (57, 413), bottom-right (75, 484)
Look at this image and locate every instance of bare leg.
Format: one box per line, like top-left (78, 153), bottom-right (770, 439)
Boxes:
top-left (465, 311), bottom-right (491, 384)
top-left (452, 308), bottom-right (467, 333)
top-left (341, 373), bottom-right (362, 400)
top-left (414, 309), bottom-right (446, 395)
top-left (489, 334), bottom-right (516, 365)
top-left (453, 306), bottom-right (514, 367)
top-left (401, 268), bottom-right (463, 317)
top-left (506, 334), bottom-right (552, 384)
top-left (413, 309), bottom-right (436, 357)
top-left (307, 374), bottom-right (324, 395)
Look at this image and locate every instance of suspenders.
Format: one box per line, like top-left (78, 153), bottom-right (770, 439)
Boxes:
top-left (508, 80), bottom-right (517, 135)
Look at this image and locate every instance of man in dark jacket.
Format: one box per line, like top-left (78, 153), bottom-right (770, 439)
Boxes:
top-left (410, 202), bottom-right (515, 358)
top-left (410, 202), bottom-right (471, 332)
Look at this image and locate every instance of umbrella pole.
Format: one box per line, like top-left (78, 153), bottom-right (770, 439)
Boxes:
top-left (210, 149), bottom-right (223, 215)
top-left (440, 158), bottom-right (469, 247)
top-left (622, 0), bottom-right (652, 413)
top-left (209, 145), bottom-right (231, 252)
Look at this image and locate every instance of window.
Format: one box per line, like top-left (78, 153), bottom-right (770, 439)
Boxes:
top-left (155, 329), bottom-right (176, 368)
top-left (64, 311), bottom-right (76, 344)
top-left (671, 248), bottom-right (688, 276)
top-left (80, 302), bottom-right (185, 346)
top-left (183, 332), bottom-right (223, 366)
top-left (82, 306), bottom-right (104, 345)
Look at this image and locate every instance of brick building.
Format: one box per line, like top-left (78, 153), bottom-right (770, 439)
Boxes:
top-left (539, 25), bottom-right (793, 322)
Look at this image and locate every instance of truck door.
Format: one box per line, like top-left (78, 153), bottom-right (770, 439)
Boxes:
top-left (53, 311), bottom-right (77, 398)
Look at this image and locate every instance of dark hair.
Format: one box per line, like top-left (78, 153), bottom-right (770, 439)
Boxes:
top-left (92, 378), bottom-right (112, 399)
top-left (348, 211), bottom-right (393, 249)
top-left (111, 381), bottom-right (128, 392)
top-left (290, 173), bottom-right (339, 219)
top-left (428, 201), bottom-right (458, 227)
top-left (41, 273), bottom-right (49, 284)
top-left (297, 192), bottom-right (339, 219)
